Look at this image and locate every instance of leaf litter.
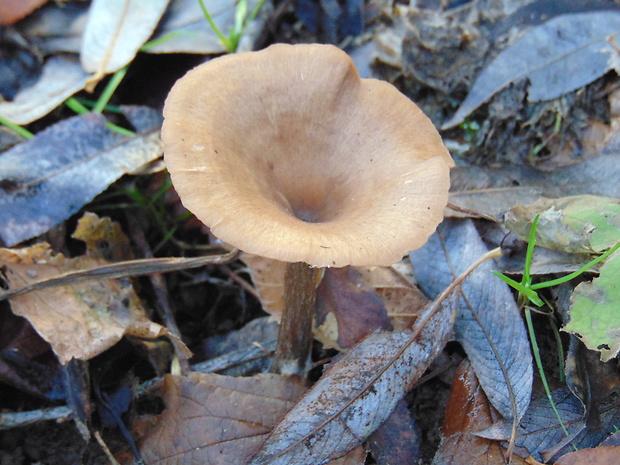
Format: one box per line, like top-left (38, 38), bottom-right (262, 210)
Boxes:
top-left (136, 372), bottom-right (308, 465)
top-left (0, 213), bottom-right (188, 364)
top-left (0, 55), bottom-right (89, 125)
top-left (3, 0), bottom-right (620, 463)
top-left (504, 195), bottom-right (620, 254)
top-left (247, 248), bottom-right (499, 465)
top-left (432, 359), bottom-right (529, 465)
top-left (443, 11), bottom-right (620, 128)
top-left (0, 106), bottom-right (163, 246)
top-left (411, 219), bottom-right (533, 424)
top-left (80, 0), bottom-right (170, 87)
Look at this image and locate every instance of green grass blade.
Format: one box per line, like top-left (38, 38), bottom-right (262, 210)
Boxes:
top-left (0, 115), bottom-right (34, 139)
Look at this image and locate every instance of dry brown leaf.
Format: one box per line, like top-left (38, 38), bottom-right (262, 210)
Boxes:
top-left (328, 447), bottom-right (367, 465)
top-left (433, 359), bottom-right (528, 465)
top-left (72, 212), bottom-right (134, 261)
top-left (315, 266), bottom-right (390, 349)
top-left (358, 264), bottom-right (429, 331)
top-left (241, 253), bottom-right (286, 318)
top-left (0, 0), bottom-right (48, 25)
top-left (0, 243), bottom-right (188, 364)
top-left (555, 446), bottom-right (620, 465)
top-left (137, 372), bottom-right (308, 464)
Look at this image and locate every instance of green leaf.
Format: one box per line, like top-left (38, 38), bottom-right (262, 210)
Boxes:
top-left (564, 250), bottom-right (620, 362)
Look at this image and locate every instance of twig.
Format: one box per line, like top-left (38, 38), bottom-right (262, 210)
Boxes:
top-left (126, 213), bottom-right (190, 373)
top-left (0, 249), bottom-right (240, 302)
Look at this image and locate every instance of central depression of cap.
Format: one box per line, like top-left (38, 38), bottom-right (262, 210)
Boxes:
top-left (162, 44), bottom-right (454, 267)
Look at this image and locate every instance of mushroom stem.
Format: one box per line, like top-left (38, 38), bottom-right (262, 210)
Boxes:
top-left (271, 261), bottom-right (320, 376)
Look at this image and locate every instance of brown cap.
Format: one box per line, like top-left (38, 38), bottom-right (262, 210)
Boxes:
top-left (162, 44), bottom-right (454, 267)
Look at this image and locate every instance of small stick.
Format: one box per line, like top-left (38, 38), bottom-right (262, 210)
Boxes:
top-left (0, 249), bottom-right (240, 302)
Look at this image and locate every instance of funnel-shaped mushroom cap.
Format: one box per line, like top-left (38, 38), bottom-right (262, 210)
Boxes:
top-left (162, 44), bottom-right (454, 267)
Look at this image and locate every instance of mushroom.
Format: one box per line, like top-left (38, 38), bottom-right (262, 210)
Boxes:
top-left (162, 43), bottom-right (454, 375)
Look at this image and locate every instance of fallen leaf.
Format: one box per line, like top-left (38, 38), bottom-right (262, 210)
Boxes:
top-left (202, 316), bottom-right (279, 376)
top-left (243, 253), bottom-right (422, 344)
top-left (504, 196), bottom-right (620, 254)
top-left (602, 431), bottom-right (620, 446)
top-left (80, 0), bottom-right (170, 79)
top-left (315, 266), bottom-right (391, 349)
top-left (328, 447), bottom-right (367, 465)
top-left (432, 359), bottom-right (527, 465)
top-left (149, 0), bottom-right (261, 54)
top-left (72, 212), bottom-right (134, 261)
top-left (0, 242), bottom-right (187, 364)
top-left (137, 372), bottom-right (307, 465)
top-left (0, 106), bottom-right (163, 247)
top-left (249, 292), bottom-right (456, 465)
top-left (358, 264), bottom-right (428, 331)
top-left (0, 0), bottom-right (48, 25)
top-left (443, 11), bottom-right (620, 128)
top-left (410, 219), bottom-right (533, 422)
top-left (241, 253), bottom-right (286, 318)
top-left (15, 2), bottom-right (89, 55)
top-left (555, 446), bottom-right (620, 465)
top-left (367, 398), bottom-right (422, 465)
top-left (17, 0), bottom-right (261, 56)
top-left (448, 156), bottom-right (620, 221)
top-left (0, 55), bottom-right (89, 125)
top-left (565, 249), bottom-right (620, 361)
top-left (401, 6), bottom-right (489, 94)
top-left (504, 387), bottom-right (618, 462)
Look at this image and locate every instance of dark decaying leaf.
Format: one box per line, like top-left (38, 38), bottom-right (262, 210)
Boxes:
top-left (367, 398), bottom-right (421, 465)
top-left (410, 219), bottom-right (533, 422)
top-left (80, 0), bottom-right (170, 75)
top-left (0, 56), bottom-right (89, 125)
top-left (443, 11), bottom-right (620, 128)
top-left (0, 106), bottom-right (163, 246)
top-left (137, 373), bottom-right (308, 465)
top-left (62, 358), bottom-right (91, 441)
top-left (295, 0), bottom-right (363, 44)
top-left (0, 308), bottom-right (58, 398)
top-left (448, 155), bottom-right (620, 220)
top-left (432, 359), bottom-right (528, 465)
top-left (315, 266), bottom-right (391, 350)
top-left (249, 294), bottom-right (456, 465)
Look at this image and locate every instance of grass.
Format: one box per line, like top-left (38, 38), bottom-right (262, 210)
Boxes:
top-left (198, 0), bottom-right (266, 53)
top-left (493, 213), bottom-right (620, 443)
